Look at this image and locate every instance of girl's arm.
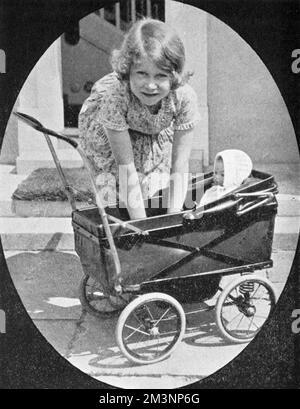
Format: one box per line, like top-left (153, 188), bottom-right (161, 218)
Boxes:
top-left (167, 128), bottom-right (194, 213)
top-left (104, 127), bottom-right (146, 220)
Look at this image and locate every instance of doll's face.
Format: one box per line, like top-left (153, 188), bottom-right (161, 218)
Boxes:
top-left (130, 56), bottom-right (171, 107)
top-left (213, 158), bottom-right (224, 186)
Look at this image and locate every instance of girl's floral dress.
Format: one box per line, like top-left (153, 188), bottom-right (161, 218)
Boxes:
top-left (78, 72), bottom-right (200, 204)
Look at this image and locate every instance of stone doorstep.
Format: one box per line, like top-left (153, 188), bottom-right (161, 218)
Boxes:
top-left (15, 149), bottom-right (83, 175)
top-left (7, 193), bottom-right (300, 218)
top-left (11, 200), bottom-right (88, 218)
top-left (1, 162), bottom-right (297, 218)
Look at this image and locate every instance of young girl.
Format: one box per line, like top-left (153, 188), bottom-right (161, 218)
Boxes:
top-left (78, 18), bottom-right (201, 219)
top-left (199, 149), bottom-right (253, 206)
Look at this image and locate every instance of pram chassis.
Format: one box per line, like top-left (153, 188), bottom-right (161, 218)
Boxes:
top-left (14, 112), bottom-right (279, 365)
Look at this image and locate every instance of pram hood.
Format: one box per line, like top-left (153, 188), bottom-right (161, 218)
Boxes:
top-left (199, 149), bottom-right (253, 206)
top-left (216, 149), bottom-right (253, 189)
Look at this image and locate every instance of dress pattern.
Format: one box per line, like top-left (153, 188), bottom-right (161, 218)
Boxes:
top-left (78, 72), bottom-right (200, 203)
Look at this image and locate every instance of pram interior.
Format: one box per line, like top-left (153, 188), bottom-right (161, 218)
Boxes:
top-left (72, 169), bottom-right (277, 302)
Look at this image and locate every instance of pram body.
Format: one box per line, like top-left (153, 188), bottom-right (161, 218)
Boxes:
top-left (73, 170), bottom-right (276, 300)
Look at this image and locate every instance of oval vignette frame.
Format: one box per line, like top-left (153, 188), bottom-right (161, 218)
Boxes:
top-left (0, 0), bottom-right (299, 389)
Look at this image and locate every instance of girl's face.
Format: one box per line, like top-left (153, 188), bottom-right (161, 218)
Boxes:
top-left (129, 56), bottom-right (172, 107)
top-left (213, 158), bottom-right (224, 186)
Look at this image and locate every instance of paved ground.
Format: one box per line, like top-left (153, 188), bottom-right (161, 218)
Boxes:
top-left (0, 163), bottom-right (299, 389)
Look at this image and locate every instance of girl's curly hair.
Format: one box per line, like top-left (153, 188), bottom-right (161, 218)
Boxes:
top-left (111, 18), bottom-right (193, 89)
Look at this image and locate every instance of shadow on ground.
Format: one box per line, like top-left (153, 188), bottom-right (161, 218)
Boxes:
top-left (4, 246), bottom-right (264, 383)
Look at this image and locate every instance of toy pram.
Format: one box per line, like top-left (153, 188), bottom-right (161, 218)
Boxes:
top-left (15, 112), bottom-right (279, 365)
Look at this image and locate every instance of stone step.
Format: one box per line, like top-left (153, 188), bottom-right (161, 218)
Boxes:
top-left (1, 163), bottom-right (299, 218)
top-left (16, 149), bottom-right (83, 174)
top-left (4, 192), bottom-right (299, 218)
top-left (0, 215), bottom-right (299, 251)
top-left (0, 194), bottom-right (298, 221)
top-left (9, 200), bottom-right (88, 218)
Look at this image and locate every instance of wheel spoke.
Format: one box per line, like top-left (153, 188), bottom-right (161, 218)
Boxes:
top-left (246, 315), bottom-right (256, 335)
top-left (246, 317), bottom-right (259, 329)
top-left (235, 311), bottom-right (245, 330)
top-left (145, 305), bottom-right (154, 320)
top-left (216, 277), bottom-right (277, 343)
top-left (154, 307), bottom-right (172, 326)
top-left (251, 283), bottom-right (261, 299)
top-left (124, 324), bottom-right (150, 338)
top-left (117, 294), bottom-right (185, 364)
top-left (80, 275), bottom-right (124, 317)
top-left (132, 311), bottom-right (145, 327)
top-left (222, 310), bottom-right (243, 327)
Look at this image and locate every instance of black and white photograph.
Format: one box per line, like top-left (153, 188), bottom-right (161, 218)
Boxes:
top-left (0, 0), bottom-right (299, 391)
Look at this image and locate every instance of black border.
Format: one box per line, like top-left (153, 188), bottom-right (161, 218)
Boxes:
top-left (0, 0), bottom-right (299, 390)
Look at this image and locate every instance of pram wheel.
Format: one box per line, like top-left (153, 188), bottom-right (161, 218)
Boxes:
top-left (79, 275), bottom-right (128, 318)
top-left (216, 275), bottom-right (277, 343)
top-left (116, 292), bottom-right (186, 365)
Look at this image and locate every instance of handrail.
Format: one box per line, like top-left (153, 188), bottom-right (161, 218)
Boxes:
top-left (184, 184), bottom-right (278, 221)
top-left (184, 197), bottom-right (243, 221)
top-left (234, 184), bottom-right (278, 199)
top-left (14, 112), bottom-right (78, 148)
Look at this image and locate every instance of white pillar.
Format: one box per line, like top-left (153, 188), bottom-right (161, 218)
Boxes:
top-left (165, 1), bottom-right (209, 170)
top-left (16, 38), bottom-right (82, 174)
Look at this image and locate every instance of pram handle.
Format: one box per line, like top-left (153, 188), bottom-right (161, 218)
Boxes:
top-left (184, 184), bottom-right (278, 221)
top-left (14, 111), bottom-right (148, 291)
top-left (233, 185), bottom-right (278, 199)
top-left (234, 185), bottom-right (278, 216)
top-left (236, 197), bottom-right (272, 216)
top-left (14, 112), bottom-right (78, 149)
